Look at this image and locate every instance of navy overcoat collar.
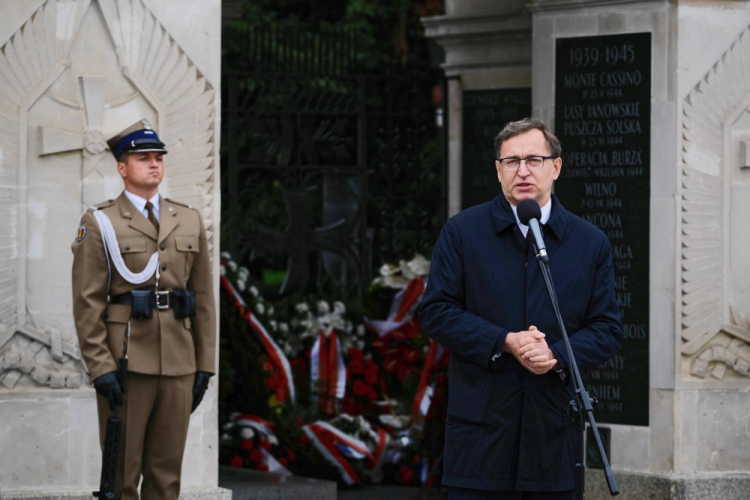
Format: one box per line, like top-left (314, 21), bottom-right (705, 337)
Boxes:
top-left (490, 193), bottom-right (568, 241)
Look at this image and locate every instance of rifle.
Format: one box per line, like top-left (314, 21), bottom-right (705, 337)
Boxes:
top-left (93, 322), bottom-right (130, 499)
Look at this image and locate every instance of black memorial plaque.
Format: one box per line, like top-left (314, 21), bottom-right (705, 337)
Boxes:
top-left (555, 33), bottom-right (651, 426)
top-left (463, 89), bottom-right (531, 208)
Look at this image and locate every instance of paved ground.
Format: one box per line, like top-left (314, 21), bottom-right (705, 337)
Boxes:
top-left (337, 484), bottom-right (448, 500)
top-left (219, 466), bottom-right (448, 500)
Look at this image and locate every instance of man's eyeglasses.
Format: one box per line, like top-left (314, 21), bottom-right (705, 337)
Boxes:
top-left (496, 155), bottom-right (557, 172)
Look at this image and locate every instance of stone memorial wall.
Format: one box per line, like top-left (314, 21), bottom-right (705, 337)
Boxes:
top-left (554, 33), bottom-right (651, 426)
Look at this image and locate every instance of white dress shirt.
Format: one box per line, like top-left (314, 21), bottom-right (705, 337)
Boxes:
top-left (124, 190), bottom-right (161, 223)
top-left (510, 198), bottom-right (551, 237)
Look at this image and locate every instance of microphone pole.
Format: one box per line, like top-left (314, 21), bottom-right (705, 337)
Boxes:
top-left (520, 203), bottom-right (619, 499)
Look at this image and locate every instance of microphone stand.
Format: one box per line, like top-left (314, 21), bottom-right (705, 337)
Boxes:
top-left (530, 240), bottom-right (619, 499)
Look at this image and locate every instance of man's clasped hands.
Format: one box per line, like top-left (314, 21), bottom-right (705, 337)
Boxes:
top-left (503, 326), bottom-right (559, 375)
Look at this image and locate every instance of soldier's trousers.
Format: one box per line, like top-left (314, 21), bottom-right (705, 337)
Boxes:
top-left (97, 372), bottom-right (195, 500)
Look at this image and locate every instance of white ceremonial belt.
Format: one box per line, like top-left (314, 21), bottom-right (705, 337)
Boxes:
top-left (92, 208), bottom-right (160, 285)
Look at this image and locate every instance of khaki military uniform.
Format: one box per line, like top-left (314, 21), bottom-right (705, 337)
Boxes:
top-left (72, 191), bottom-right (216, 499)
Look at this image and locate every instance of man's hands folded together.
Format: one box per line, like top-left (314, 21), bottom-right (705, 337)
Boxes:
top-left (503, 326), bottom-right (559, 375)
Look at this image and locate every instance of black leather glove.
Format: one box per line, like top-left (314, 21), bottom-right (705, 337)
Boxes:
top-left (191, 371), bottom-right (212, 413)
top-left (94, 371), bottom-right (124, 411)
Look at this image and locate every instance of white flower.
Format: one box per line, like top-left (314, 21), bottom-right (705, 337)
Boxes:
top-left (236, 280), bottom-right (246, 292)
top-left (295, 302), bottom-right (309, 313)
top-left (222, 422), bottom-right (235, 431)
top-left (220, 433), bottom-right (232, 443)
top-left (238, 266), bottom-right (250, 279)
top-left (357, 324), bottom-right (366, 337)
top-left (269, 320), bottom-right (277, 331)
top-left (227, 260), bottom-right (238, 271)
top-left (344, 321), bottom-right (353, 334)
top-left (240, 427), bottom-right (255, 439)
top-left (407, 253), bottom-right (431, 277)
top-left (255, 303), bottom-right (265, 315)
top-left (220, 265), bottom-right (226, 276)
top-left (283, 343), bottom-right (293, 356)
top-left (221, 251), bottom-right (231, 260)
top-left (268, 435), bottom-right (279, 446)
top-left (267, 305), bottom-right (275, 316)
top-left (279, 322), bottom-right (289, 334)
top-left (229, 411), bottom-right (241, 420)
top-left (356, 340), bottom-right (366, 351)
top-left (249, 286), bottom-right (259, 297)
top-left (333, 301), bottom-right (346, 314)
top-left (317, 301), bottom-right (330, 314)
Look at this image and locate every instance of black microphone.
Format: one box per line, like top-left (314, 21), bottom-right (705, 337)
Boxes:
top-left (517, 199), bottom-right (548, 263)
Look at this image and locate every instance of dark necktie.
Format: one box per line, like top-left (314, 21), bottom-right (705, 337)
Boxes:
top-left (145, 201), bottom-right (159, 232)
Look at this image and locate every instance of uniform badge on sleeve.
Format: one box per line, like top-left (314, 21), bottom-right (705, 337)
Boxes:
top-left (76, 225), bottom-right (87, 242)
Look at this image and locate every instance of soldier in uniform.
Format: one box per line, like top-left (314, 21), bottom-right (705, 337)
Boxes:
top-left (71, 120), bottom-right (216, 499)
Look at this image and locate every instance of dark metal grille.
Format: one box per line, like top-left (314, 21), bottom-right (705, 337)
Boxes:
top-left (222, 25), bottom-right (446, 297)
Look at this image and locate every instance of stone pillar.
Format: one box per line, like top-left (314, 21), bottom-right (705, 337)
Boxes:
top-left (528, 0), bottom-right (749, 497)
top-left (426, 0), bottom-right (750, 497)
top-left (423, 0), bottom-right (532, 213)
top-left (0, 0), bottom-right (228, 497)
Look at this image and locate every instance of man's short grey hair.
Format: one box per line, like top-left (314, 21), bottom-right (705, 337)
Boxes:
top-left (494, 118), bottom-right (562, 159)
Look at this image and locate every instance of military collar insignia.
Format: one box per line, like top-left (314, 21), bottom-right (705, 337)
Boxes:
top-left (76, 225), bottom-right (87, 242)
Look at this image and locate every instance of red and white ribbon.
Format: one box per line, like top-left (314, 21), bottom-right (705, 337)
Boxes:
top-left (310, 331), bottom-right (346, 414)
top-left (220, 275), bottom-right (295, 404)
top-left (411, 341), bottom-right (444, 430)
top-left (366, 275), bottom-right (426, 337)
top-left (262, 448), bottom-right (292, 476)
top-left (235, 414), bottom-right (276, 438)
top-left (303, 421), bottom-right (375, 485)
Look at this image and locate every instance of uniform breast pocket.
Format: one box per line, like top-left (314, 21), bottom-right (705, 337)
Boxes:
top-left (175, 236), bottom-right (200, 277)
top-left (119, 237), bottom-right (148, 272)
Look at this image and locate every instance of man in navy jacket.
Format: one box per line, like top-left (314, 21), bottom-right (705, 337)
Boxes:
top-left (419, 118), bottom-right (622, 499)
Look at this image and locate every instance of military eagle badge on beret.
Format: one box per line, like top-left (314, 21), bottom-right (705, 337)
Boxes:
top-left (76, 225), bottom-right (87, 242)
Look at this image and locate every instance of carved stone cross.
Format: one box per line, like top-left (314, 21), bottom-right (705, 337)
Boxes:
top-left (38, 76), bottom-right (109, 209)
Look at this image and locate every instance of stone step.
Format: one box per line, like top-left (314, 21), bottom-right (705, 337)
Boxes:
top-left (219, 466), bottom-right (337, 500)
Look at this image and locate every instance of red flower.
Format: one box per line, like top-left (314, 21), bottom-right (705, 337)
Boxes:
top-left (266, 377), bottom-right (278, 390)
top-left (241, 439), bottom-right (254, 451)
top-left (364, 369), bottom-right (378, 385)
top-left (353, 379), bottom-right (368, 397)
top-left (291, 357), bottom-right (308, 373)
top-left (258, 463), bottom-right (269, 472)
top-left (349, 358), bottom-right (365, 375)
top-left (299, 435), bottom-right (311, 446)
top-left (278, 457), bottom-right (288, 467)
top-left (402, 348), bottom-right (421, 364)
top-left (367, 386), bottom-right (378, 401)
top-left (398, 465), bottom-right (414, 485)
top-left (287, 450), bottom-right (296, 460)
top-left (230, 455), bottom-right (244, 468)
top-left (295, 417), bottom-right (304, 426)
top-left (250, 449), bottom-right (263, 464)
top-left (347, 347), bottom-right (363, 359)
top-left (260, 439), bottom-right (272, 451)
top-left (384, 355), bottom-right (399, 373)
